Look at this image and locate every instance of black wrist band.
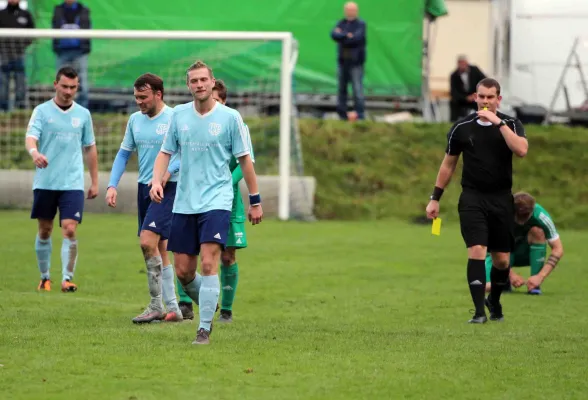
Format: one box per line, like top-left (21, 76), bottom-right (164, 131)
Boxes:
top-left (430, 186), bottom-right (444, 201)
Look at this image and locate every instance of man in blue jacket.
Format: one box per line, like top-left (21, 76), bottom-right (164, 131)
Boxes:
top-left (52, 0), bottom-right (91, 108)
top-left (330, 2), bottom-right (366, 121)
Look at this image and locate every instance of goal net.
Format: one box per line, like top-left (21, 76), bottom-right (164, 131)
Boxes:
top-left (0, 28), bottom-right (315, 221)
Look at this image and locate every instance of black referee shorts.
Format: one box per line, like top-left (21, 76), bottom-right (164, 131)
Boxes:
top-left (458, 190), bottom-right (515, 252)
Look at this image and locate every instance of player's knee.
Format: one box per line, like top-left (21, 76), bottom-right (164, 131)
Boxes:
top-left (468, 245), bottom-right (487, 259)
top-left (61, 223), bottom-right (76, 239)
top-left (38, 226), bottom-right (52, 240)
top-left (139, 231), bottom-right (159, 258)
top-left (221, 248), bottom-right (236, 267)
top-left (493, 257), bottom-right (509, 270)
top-left (528, 226), bottom-right (546, 244)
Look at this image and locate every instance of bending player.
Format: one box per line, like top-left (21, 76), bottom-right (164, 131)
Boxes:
top-left (26, 66), bottom-right (99, 292)
top-left (485, 192), bottom-right (563, 296)
top-left (105, 73), bottom-right (183, 323)
top-left (174, 79), bottom-right (254, 323)
top-left (150, 60), bottom-right (263, 345)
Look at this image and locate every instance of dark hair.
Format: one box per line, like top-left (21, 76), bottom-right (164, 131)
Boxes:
top-left (476, 78), bottom-right (501, 96)
top-left (55, 66), bottom-right (78, 82)
top-left (134, 73), bottom-right (164, 99)
top-left (514, 192), bottom-right (536, 219)
top-left (213, 79), bottom-right (227, 102)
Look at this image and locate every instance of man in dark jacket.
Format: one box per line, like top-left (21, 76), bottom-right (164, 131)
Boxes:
top-left (52, 0), bottom-right (91, 108)
top-left (331, 2), bottom-right (366, 121)
top-left (0, 0), bottom-right (35, 111)
top-left (450, 55), bottom-right (486, 122)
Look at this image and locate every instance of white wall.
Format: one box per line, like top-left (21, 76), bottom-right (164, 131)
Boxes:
top-left (427, 0), bottom-right (494, 94)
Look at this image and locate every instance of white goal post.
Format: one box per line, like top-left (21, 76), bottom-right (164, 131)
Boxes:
top-left (0, 28), bottom-right (296, 220)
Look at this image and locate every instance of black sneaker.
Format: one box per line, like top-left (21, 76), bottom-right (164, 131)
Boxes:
top-left (468, 309), bottom-right (488, 324)
top-left (178, 302), bottom-right (194, 320)
top-left (485, 297), bottom-right (504, 321)
top-left (218, 309), bottom-right (233, 323)
top-left (192, 328), bottom-right (210, 345)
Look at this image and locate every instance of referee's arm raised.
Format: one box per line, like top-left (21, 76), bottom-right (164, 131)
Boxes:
top-left (479, 109), bottom-right (528, 157)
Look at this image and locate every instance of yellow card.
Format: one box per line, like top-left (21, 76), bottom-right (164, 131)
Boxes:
top-left (432, 217), bottom-right (442, 236)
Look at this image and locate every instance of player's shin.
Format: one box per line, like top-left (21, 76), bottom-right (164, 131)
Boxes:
top-left (529, 244), bottom-right (547, 276)
top-left (35, 234), bottom-right (52, 280)
top-left (199, 275), bottom-right (220, 332)
top-left (220, 263), bottom-right (239, 312)
top-left (145, 256), bottom-right (164, 311)
top-left (176, 277), bottom-right (193, 304)
top-left (179, 274), bottom-right (202, 305)
top-left (162, 264), bottom-right (180, 312)
top-left (61, 238), bottom-right (78, 282)
top-left (467, 259), bottom-right (487, 316)
top-left (489, 265), bottom-right (510, 305)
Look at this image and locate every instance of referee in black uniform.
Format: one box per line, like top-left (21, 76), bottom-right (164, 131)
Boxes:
top-left (426, 78), bottom-right (528, 324)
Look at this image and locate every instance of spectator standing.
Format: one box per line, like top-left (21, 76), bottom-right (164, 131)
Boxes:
top-left (331, 2), bottom-right (366, 121)
top-left (52, 0), bottom-right (91, 108)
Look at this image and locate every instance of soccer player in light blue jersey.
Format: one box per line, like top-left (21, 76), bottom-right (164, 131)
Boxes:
top-left (150, 60), bottom-right (263, 345)
top-left (105, 73), bottom-right (183, 323)
top-left (25, 66), bottom-right (99, 293)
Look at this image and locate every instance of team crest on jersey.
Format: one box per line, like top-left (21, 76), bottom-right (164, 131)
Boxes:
top-left (71, 117), bottom-right (81, 128)
top-left (156, 123), bottom-right (169, 135)
top-left (208, 122), bottom-right (221, 136)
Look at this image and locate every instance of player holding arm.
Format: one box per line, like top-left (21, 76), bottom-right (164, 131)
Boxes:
top-left (25, 66), bottom-right (98, 293)
top-left (150, 60), bottom-right (262, 345)
top-left (105, 73), bottom-right (183, 323)
top-left (175, 79), bottom-right (255, 322)
top-left (484, 192), bottom-right (563, 295)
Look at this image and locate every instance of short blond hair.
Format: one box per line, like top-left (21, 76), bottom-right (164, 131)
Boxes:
top-left (186, 60), bottom-right (214, 82)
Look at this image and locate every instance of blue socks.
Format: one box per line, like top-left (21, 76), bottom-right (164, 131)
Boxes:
top-left (198, 275), bottom-right (220, 332)
top-left (162, 265), bottom-right (180, 312)
top-left (35, 235), bottom-right (52, 280)
top-left (181, 272), bottom-right (203, 304)
top-left (61, 238), bottom-right (78, 282)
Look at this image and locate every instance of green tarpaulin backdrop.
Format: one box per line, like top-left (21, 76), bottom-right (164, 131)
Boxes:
top-left (26, 0), bottom-right (444, 96)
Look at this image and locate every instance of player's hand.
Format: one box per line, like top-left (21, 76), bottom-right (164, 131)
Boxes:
top-left (347, 32), bottom-right (353, 38)
top-left (87, 183), bottom-right (98, 200)
top-left (31, 151), bottom-right (48, 169)
top-left (150, 182), bottom-right (164, 203)
top-left (509, 271), bottom-right (526, 288)
top-left (426, 200), bottom-right (439, 219)
top-left (526, 274), bottom-right (543, 292)
top-left (477, 109), bottom-right (501, 125)
top-left (335, 28), bottom-right (342, 33)
top-left (248, 204), bottom-right (263, 225)
top-left (105, 187), bottom-right (117, 208)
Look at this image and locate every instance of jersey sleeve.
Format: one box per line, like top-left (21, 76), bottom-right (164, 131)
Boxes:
top-left (509, 118), bottom-right (526, 138)
top-left (230, 112), bottom-right (251, 158)
top-left (82, 111), bottom-right (96, 147)
top-left (25, 107), bottom-right (44, 140)
top-left (445, 122), bottom-right (462, 155)
top-left (120, 115), bottom-right (136, 151)
top-left (161, 112), bottom-right (178, 154)
top-left (537, 211), bottom-right (559, 242)
top-left (236, 124), bottom-right (255, 164)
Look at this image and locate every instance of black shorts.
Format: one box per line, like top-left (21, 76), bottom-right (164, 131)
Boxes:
top-left (458, 190), bottom-right (515, 252)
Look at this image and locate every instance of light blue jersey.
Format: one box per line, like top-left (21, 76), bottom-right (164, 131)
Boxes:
top-left (26, 100), bottom-right (95, 191)
top-left (120, 105), bottom-right (179, 184)
top-left (161, 101), bottom-right (251, 214)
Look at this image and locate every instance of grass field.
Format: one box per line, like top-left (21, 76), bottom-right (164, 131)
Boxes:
top-left (0, 210), bottom-right (587, 399)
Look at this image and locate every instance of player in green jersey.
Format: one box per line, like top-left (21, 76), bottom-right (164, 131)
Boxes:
top-left (485, 192), bottom-right (564, 296)
top-left (176, 79), bottom-right (254, 322)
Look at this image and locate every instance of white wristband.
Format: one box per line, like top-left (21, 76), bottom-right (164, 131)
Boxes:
top-left (28, 148), bottom-right (38, 155)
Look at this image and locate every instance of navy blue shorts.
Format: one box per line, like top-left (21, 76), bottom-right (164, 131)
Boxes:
top-left (31, 189), bottom-right (85, 225)
top-left (167, 210), bottom-right (231, 255)
top-left (137, 182), bottom-right (176, 240)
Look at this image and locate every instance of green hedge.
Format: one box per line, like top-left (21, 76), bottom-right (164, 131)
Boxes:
top-left (2, 113), bottom-right (587, 229)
